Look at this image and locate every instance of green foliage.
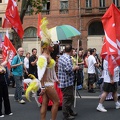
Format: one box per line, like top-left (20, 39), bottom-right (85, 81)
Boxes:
top-left (18, 0), bottom-right (47, 14)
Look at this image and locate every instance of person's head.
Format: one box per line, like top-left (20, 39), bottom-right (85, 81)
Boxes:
top-left (32, 48), bottom-right (37, 56)
top-left (83, 49), bottom-right (90, 59)
top-left (65, 44), bottom-right (72, 55)
top-left (17, 47), bottom-right (24, 56)
top-left (93, 48), bottom-right (97, 54)
top-left (78, 50), bottom-right (83, 57)
top-left (26, 52), bottom-right (30, 58)
top-left (41, 41), bottom-right (54, 53)
top-left (79, 47), bottom-right (84, 54)
top-left (72, 48), bottom-right (76, 56)
top-left (87, 50), bottom-right (90, 56)
top-left (90, 48), bottom-right (95, 55)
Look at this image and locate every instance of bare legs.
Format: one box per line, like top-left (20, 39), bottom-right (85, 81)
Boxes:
top-left (40, 93), bottom-right (49, 120)
top-left (99, 92), bottom-right (108, 103)
top-left (99, 91), bottom-right (118, 104)
top-left (40, 87), bottom-right (59, 120)
top-left (112, 92), bottom-right (118, 102)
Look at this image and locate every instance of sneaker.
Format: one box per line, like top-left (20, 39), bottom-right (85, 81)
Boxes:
top-left (19, 99), bottom-right (25, 104)
top-left (88, 89), bottom-right (96, 93)
top-left (97, 105), bottom-right (107, 112)
top-left (69, 112), bottom-right (78, 116)
top-left (5, 112), bottom-right (13, 115)
top-left (9, 113), bottom-right (13, 116)
top-left (63, 115), bottom-right (75, 120)
top-left (116, 103), bottom-right (120, 109)
top-left (0, 115), bottom-right (4, 118)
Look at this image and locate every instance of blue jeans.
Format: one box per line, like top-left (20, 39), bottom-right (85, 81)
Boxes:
top-left (13, 75), bottom-right (23, 101)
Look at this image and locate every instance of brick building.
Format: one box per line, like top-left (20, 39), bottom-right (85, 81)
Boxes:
top-left (80, 0), bottom-right (119, 53)
top-left (22, 0), bottom-right (80, 54)
top-left (0, 0), bottom-right (120, 54)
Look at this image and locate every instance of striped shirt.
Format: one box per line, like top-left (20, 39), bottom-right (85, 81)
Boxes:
top-left (58, 53), bottom-right (74, 88)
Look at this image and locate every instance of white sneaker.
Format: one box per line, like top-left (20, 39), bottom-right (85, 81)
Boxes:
top-left (0, 115), bottom-right (4, 118)
top-left (9, 113), bottom-right (13, 116)
top-left (97, 105), bottom-right (107, 112)
top-left (116, 103), bottom-right (120, 109)
top-left (19, 99), bottom-right (25, 104)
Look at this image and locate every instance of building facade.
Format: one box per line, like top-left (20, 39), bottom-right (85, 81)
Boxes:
top-left (0, 0), bottom-right (8, 41)
top-left (80, 0), bottom-right (120, 53)
top-left (0, 0), bottom-right (120, 54)
top-left (22, 0), bottom-right (120, 54)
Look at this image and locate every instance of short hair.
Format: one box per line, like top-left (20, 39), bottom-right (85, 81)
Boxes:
top-left (65, 44), bottom-right (72, 52)
top-left (17, 47), bottom-right (23, 52)
top-left (90, 48), bottom-right (94, 55)
top-left (32, 48), bottom-right (37, 52)
top-left (93, 48), bottom-right (96, 51)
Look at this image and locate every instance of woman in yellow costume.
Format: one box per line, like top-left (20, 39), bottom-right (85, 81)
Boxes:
top-left (37, 18), bottom-right (59, 120)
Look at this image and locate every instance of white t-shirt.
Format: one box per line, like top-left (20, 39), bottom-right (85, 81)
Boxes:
top-left (88, 55), bottom-right (97, 74)
top-left (103, 59), bottom-right (119, 83)
top-left (24, 57), bottom-right (29, 69)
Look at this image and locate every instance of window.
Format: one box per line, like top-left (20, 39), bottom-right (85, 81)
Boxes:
top-left (113, 0), bottom-right (119, 6)
top-left (0, 18), bottom-right (1, 27)
top-left (60, 0), bottom-right (68, 14)
top-left (60, 0), bottom-right (68, 9)
top-left (99, 0), bottom-right (105, 7)
top-left (42, 0), bottom-right (50, 14)
top-left (88, 21), bottom-right (104, 35)
top-left (24, 27), bottom-right (37, 38)
top-left (86, 0), bottom-right (91, 8)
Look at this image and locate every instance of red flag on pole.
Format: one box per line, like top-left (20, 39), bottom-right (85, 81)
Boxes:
top-left (2, 0), bottom-right (24, 39)
top-left (3, 31), bottom-right (16, 69)
top-left (101, 3), bottom-right (120, 75)
top-left (37, 13), bottom-right (42, 38)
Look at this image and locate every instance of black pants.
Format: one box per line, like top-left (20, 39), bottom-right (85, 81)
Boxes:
top-left (0, 74), bottom-right (11, 115)
top-left (61, 86), bottom-right (74, 118)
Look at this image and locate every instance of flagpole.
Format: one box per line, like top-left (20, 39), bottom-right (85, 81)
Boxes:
top-left (37, 13), bottom-right (42, 55)
top-left (74, 39), bottom-right (79, 108)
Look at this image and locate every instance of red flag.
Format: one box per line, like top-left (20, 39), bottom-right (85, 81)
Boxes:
top-left (2, 0), bottom-right (24, 39)
top-left (3, 31), bottom-right (16, 69)
top-left (101, 3), bottom-right (120, 75)
top-left (37, 13), bottom-right (42, 38)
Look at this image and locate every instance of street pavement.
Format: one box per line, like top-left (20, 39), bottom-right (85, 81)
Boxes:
top-left (2, 86), bottom-right (120, 120)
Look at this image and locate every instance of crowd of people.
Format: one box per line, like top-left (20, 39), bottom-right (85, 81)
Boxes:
top-left (0, 18), bottom-right (120, 119)
top-left (0, 43), bottom-right (120, 119)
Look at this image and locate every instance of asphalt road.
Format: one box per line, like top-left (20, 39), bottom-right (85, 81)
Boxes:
top-left (1, 86), bottom-right (120, 120)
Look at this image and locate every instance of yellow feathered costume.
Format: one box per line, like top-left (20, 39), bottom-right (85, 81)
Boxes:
top-left (25, 74), bottom-right (41, 101)
top-left (25, 17), bottom-right (52, 101)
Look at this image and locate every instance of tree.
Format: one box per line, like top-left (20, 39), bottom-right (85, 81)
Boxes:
top-left (13, 0), bottom-right (47, 49)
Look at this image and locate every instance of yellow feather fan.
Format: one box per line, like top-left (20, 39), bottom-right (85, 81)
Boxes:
top-left (25, 74), bottom-right (41, 101)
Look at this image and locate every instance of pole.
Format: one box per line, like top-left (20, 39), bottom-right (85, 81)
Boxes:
top-left (74, 39), bottom-right (80, 108)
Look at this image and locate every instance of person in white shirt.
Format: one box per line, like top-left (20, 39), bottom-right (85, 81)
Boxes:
top-left (24, 52), bottom-right (30, 78)
top-left (97, 59), bottom-right (120, 112)
top-left (87, 49), bottom-right (99, 93)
